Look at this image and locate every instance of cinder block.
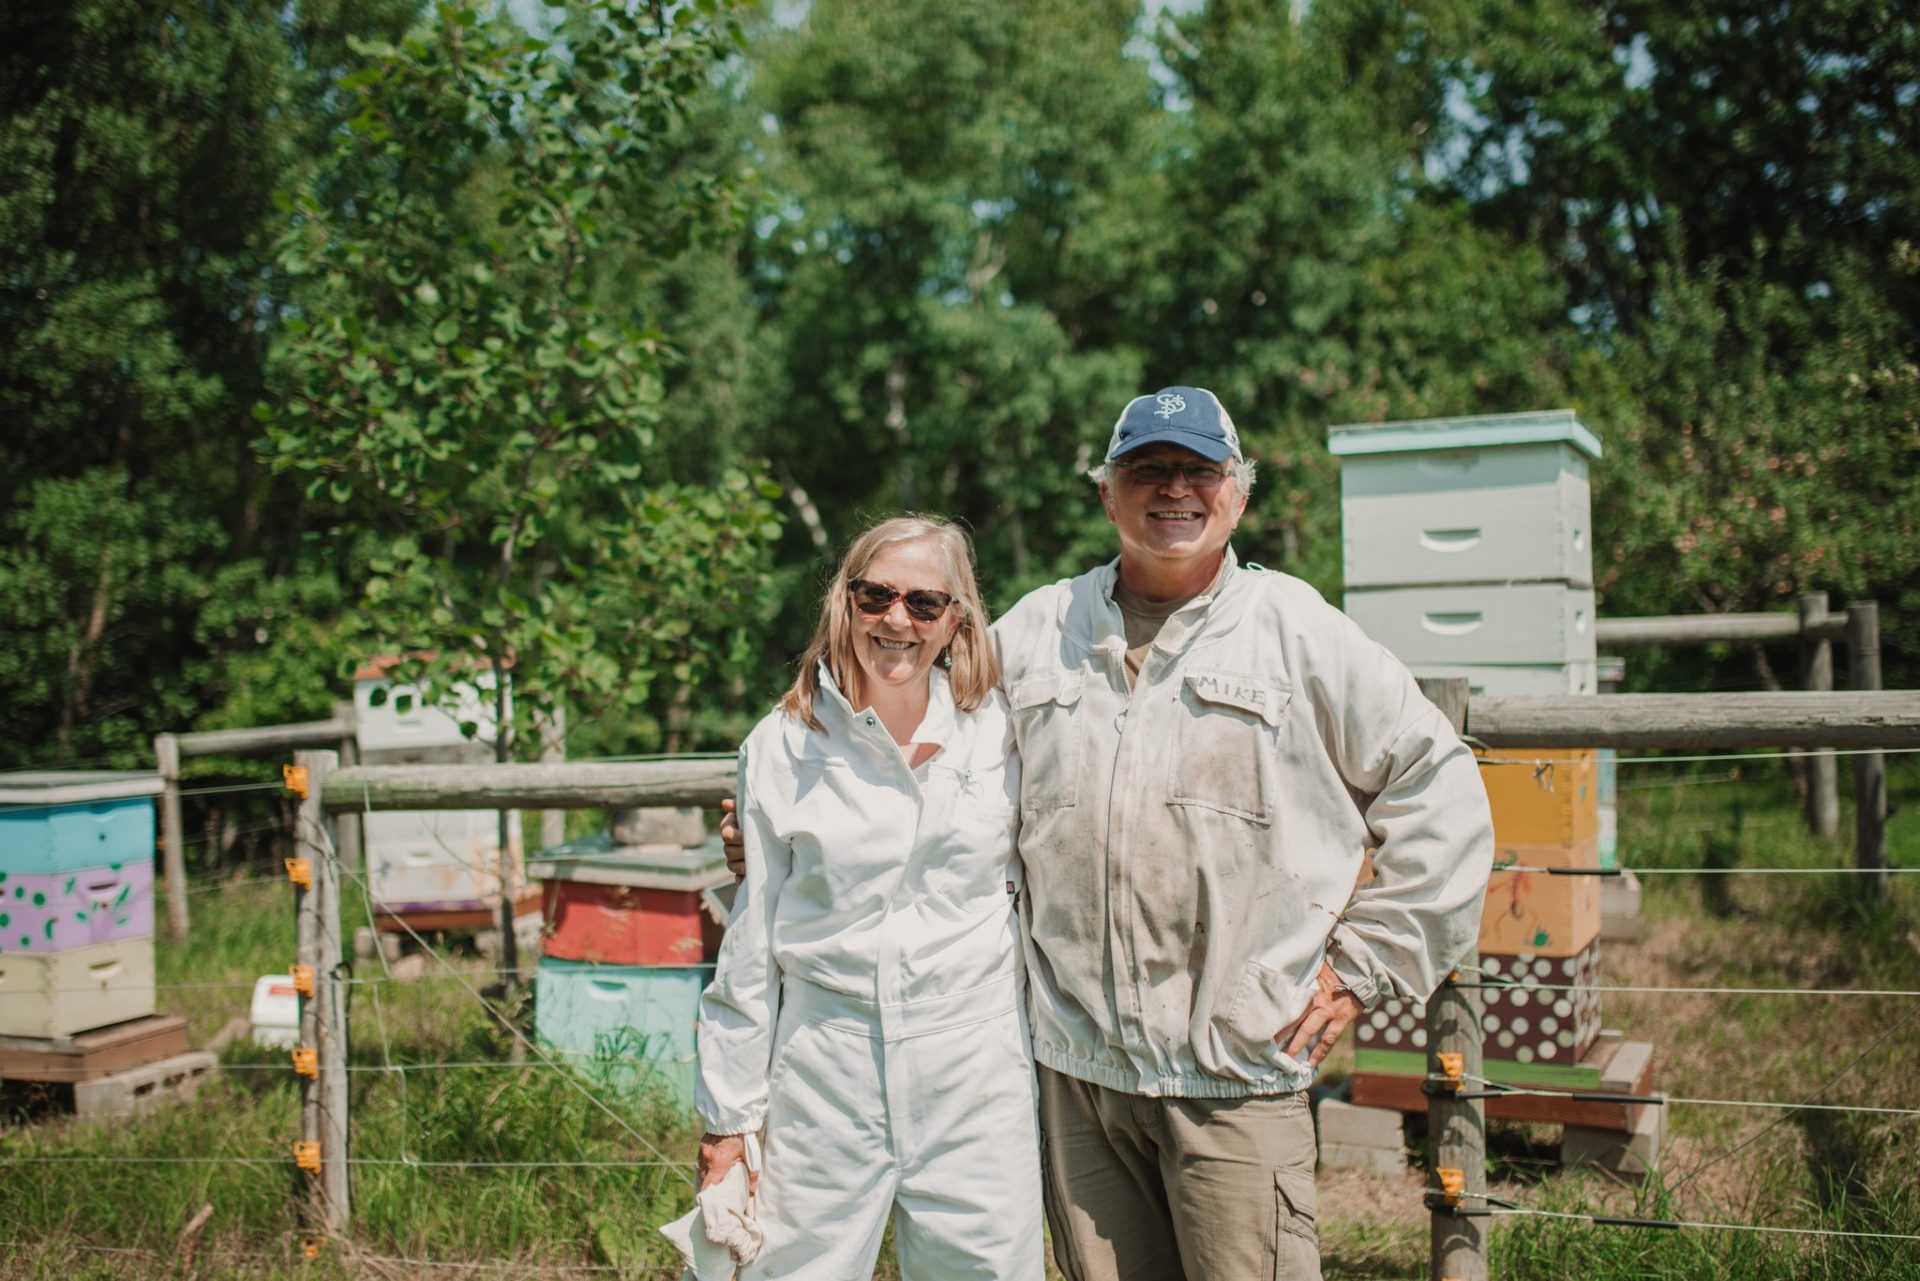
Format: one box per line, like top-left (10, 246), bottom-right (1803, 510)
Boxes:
top-left (1561, 1096), bottom-right (1665, 1178)
top-left (72, 1050), bottom-right (216, 1121)
top-left (1318, 1141), bottom-right (1407, 1177)
top-left (1600, 1040), bottom-right (1654, 1094)
top-left (1601, 869), bottom-right (1642, 942)
top-left (1317, 1097), bottom-right (1406, 1149)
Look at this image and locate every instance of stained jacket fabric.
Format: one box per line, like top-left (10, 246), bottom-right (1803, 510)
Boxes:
top-left (991, 549), bottom-right (1494, 1099)
top-left (694, 663), bottom-right (1024, 1134)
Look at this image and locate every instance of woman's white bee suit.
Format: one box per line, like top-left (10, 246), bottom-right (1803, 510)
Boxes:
top-left (696, 663), bottom-right (1043, 1280)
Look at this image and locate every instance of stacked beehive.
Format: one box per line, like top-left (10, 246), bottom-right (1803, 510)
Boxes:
top-left (1331, 410), bottom-right (1609, 1086)
top-left (353, 660), bottom-right (531, 933)
top-left (530, 807), bottom-right (730, 1106)
top-left (0, 772), bottom-right (162, 1038)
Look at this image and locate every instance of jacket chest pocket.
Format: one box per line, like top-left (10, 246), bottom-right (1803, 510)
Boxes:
top-left (920, 767), bottom-right (1018, 910)
top-left (1008, 670), bottom-right (1084, 811)
top-left (1167, 670), bottom-right (1292, 824)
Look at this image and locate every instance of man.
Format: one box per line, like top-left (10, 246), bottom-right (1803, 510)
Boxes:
top-left (729, 386), bottom-right (1493, 1280)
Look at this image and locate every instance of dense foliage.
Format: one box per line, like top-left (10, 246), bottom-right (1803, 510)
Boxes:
top-left (3, 0), bottom-right (1915, 856)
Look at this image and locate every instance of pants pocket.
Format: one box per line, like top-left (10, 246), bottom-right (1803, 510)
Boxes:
top-left (1274, 1163), bottom-right (1319, 1246)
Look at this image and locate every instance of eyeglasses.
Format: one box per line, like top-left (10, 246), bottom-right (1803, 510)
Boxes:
top-left (1118, 459), bottom-right (1231, 488)
top-left (849, 578), bottom-right (955, 622)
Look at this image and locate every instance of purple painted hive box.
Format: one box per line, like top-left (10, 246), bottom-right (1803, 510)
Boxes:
top-left (0, 861), bottom-right (154, 954)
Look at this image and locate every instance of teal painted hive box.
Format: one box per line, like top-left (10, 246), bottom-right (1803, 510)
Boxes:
top-left (534, 957), bottom-right (712, 1108)
top-left (0, 772), bottom-right (163, 876)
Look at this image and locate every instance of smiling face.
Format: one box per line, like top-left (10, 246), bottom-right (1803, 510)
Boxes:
top-left (1101, 443), bottom-right (1247, 588)
top-left (845, 539), bottom-right (962, 705)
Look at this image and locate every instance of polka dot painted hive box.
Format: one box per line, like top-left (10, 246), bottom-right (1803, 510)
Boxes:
top-left (1354, 942), bottom-right (1603, 1088)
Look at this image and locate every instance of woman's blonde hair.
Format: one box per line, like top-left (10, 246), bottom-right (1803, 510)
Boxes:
top-left (779, 515), bottom-right (998, 730)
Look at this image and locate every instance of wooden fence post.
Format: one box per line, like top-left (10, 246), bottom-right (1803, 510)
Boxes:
top-left (537, 704), bottom-right (567, 854)
top-left (1798, 593), bottom-right (1839, 837)
top-left (332, 702), bottom-right (361, 875)
top-left (153, 733), bottom-right (189, 939)
top-left (294, 750), bottom-right (349, 1232)
top-left (1418, 679), bottom-right (1486, 1281)
top-left (1848, 603), bottom-right (1887, 897)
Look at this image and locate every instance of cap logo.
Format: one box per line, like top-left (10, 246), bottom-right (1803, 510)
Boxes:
top-left (1154, 392), bottom-right (1187, 419)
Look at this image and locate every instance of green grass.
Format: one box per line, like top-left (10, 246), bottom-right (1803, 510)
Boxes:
top-left (3, 757), bottom-right (1918, 1278)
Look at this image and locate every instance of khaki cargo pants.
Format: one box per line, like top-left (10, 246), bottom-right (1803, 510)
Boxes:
top-left (1039, 1067), bottom-right (1320, 1281)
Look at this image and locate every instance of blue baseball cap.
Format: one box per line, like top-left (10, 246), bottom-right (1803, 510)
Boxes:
top-left (1104, 386), bottom-right (1242, 463)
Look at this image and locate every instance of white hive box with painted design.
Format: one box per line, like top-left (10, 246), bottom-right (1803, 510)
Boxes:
top-left (353, 659), bottom-right (521, 911)
top-left (352, 659), bottom-right (504, 753)
top-left (1394, 661), bottom-right (1598, 700)
top-left (1332, 410), bottom-right (1601, 590)
top-left (365, 808), bottom-right (523, 913)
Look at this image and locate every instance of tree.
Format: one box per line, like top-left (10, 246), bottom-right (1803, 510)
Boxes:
top-left (263, 0), bottom-right (781, 760)
top-left (738, 0), bottom-right (1164, 628)
top-left (0, 0), bottom-right (416, 773)
top-left (1155, 0), bottom-right (1574, 590)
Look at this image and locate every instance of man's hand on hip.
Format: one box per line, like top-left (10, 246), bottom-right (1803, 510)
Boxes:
top-left (719, 798), bottom-right (745, 881)
top-left (1276, 959), bottom-right (1364, 1069)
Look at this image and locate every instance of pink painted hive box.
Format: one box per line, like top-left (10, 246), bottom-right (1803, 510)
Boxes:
top-left (0, 862), bottom-right (154, 954)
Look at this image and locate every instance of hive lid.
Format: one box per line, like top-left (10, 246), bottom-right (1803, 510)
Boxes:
top-left (0, 771), bottom-right (166, 806)
top-left (530, 831), bottom-right (731, 891)
top-left (1328, 409), bottom-right (1602, 460)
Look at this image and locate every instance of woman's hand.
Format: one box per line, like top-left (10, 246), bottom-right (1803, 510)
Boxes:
top-left (698, 1132), bottom-right (755, 1190)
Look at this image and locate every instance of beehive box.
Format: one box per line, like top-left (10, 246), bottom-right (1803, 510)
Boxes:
top-left (532, 831), bottom-right (731, 967)
top-left (534, 958), bottom-right (712, 1106)
top-left (0, 772), bottom-right (162, 876)
top-left (1331, 411), bottom-right (1601, 590)
top-left (0, 936), bottom-right (157, 1038)
top-left (1482, 749), bottom-right (1601, 850)
top-left (1343, 582), bottom-right (1597, 667)
top-left (1409, 661), bottom-right (1597, 698)
top-left (1354, 941), bottom-right (1602, 1086)
top-left (0, 861), bottom-right (154, 953)
top-left (353, 658), bottom-right (504, 753)
top-left (1481, 836), bottom-right (1603, 957)
top-left (365, 808), bottom-right (522, 911)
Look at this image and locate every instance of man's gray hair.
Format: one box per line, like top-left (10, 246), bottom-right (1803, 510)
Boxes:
top-left (1088, 456), bottom-right (1258, 497)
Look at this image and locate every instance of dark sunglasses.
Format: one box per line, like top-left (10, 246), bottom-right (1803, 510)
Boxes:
top-left (1118, 459), bottom-right (1230, 487)
top-left (849, 578), bottom-right (955, 622)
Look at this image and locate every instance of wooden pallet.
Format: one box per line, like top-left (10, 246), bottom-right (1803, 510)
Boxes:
top-left (0, 1013), bottom-right (191, 1084)
top-left (373, 888), bottom-right (542, 933)
top-left (1351, 1038), bottom-right (1656, 1132)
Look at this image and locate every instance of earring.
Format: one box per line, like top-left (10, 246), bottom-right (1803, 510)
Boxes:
top-left (940, 647), bottom-right (953, 670)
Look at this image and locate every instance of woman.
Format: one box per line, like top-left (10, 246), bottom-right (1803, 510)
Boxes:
top-left (693, 515), bottom-right (1042, 1280)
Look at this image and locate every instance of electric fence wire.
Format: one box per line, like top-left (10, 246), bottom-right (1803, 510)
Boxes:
top-left (301, 808), bottom-right (697, 1192)
top-left (1479, 1203), bottom-right (1920, 1244)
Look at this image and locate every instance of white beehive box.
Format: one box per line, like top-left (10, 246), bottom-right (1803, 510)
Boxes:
top-left (0, 937), bottom-right (156, 1039)
top-left (1330, 410), bottom-right (1602, 590)
top-left (353, 658), bottom-right (506, 753)
top-left (1344, 582), bottom-right (1597, 667)
top-left (1404, 661), bottom-right (1597, 699)
top-left (365, 808), bottom-right (523, 911)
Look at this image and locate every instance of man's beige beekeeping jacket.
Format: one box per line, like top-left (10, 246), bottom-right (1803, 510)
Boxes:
top-left (991, 550), bottom-right (1494, 1099)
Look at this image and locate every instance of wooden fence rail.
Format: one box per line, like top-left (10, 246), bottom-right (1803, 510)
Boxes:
top-left (318, 759), bottom-right (735, 813)
top-left (1469, 691), bottom-right (1920, 750)
top-left (1594, 611), bottom-right (1847, 647)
